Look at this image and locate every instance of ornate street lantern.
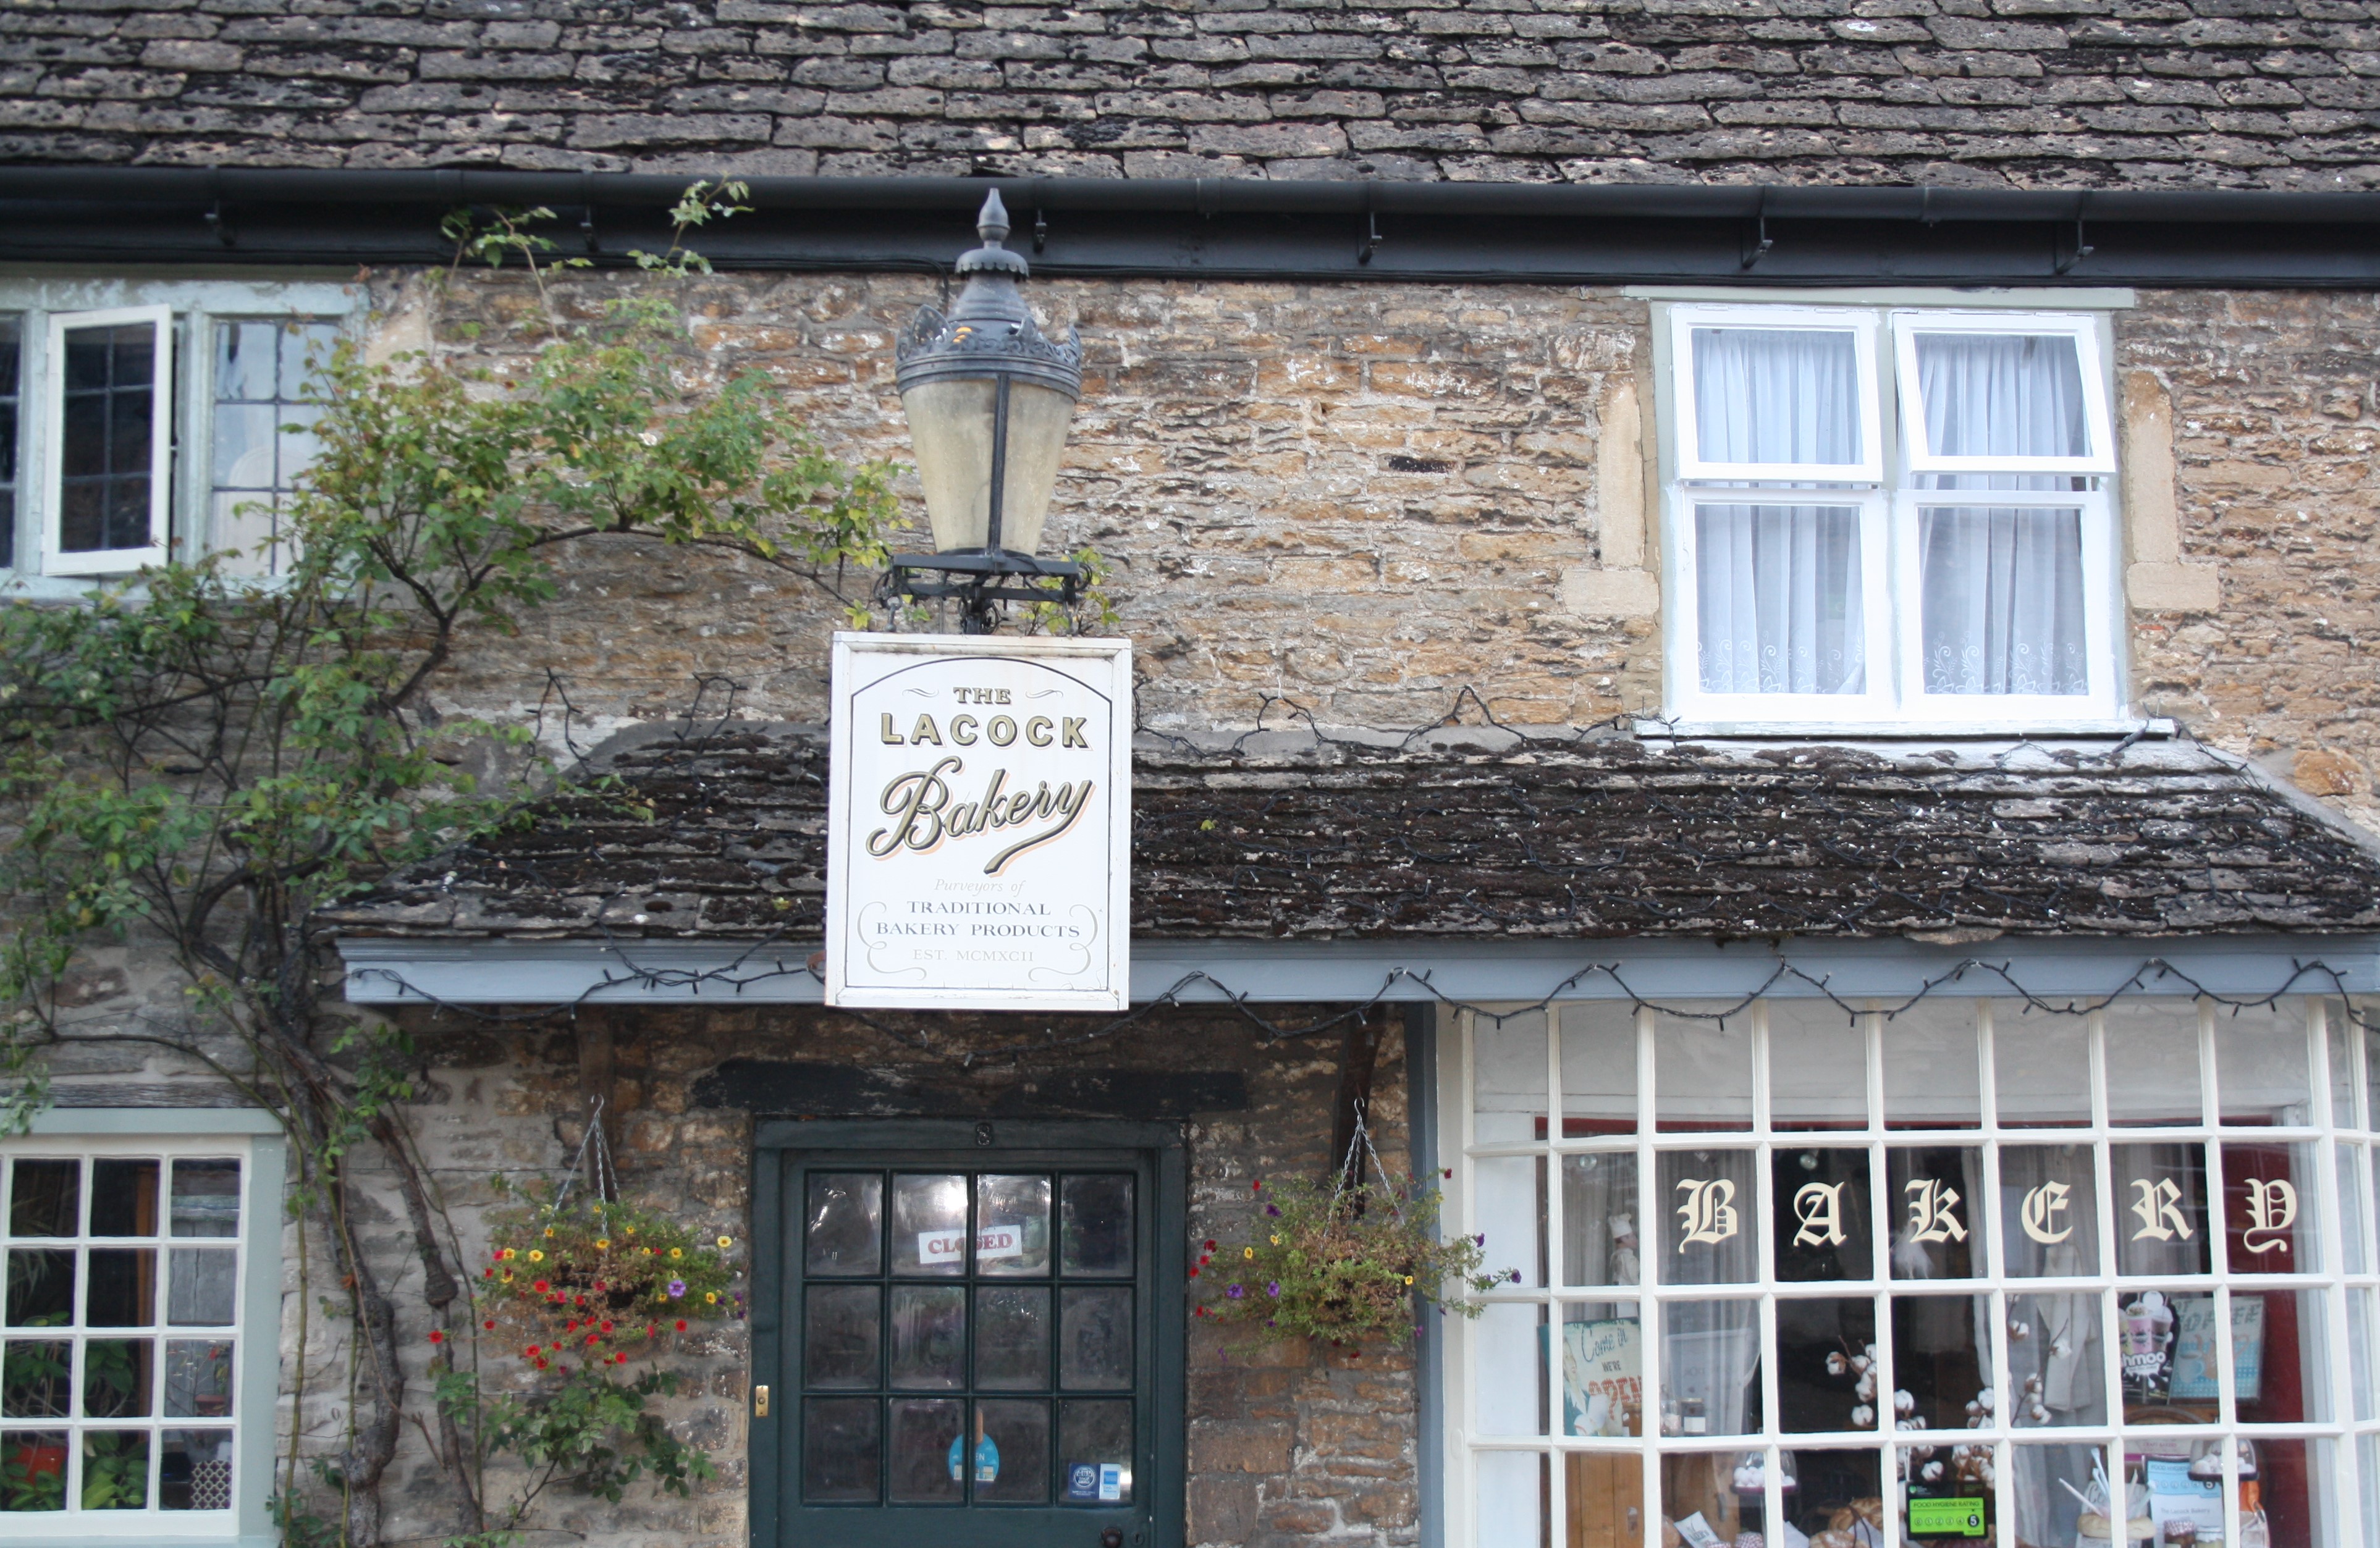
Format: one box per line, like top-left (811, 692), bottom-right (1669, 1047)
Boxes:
top-left (884, 190), bottom-right (1085, 633)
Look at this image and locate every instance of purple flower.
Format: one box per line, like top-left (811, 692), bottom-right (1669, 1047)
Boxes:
top-left (1474, 1234), bottom-right (1486, 1247)
top-left (1265, 1204), bottom-right (1281, 1218)
top-left (1509, 1269), bottom-right (1522, 1283)
top-left (667, 1279), bottom-right (686, 1298)
top-left (1226, 1284), bottom-right (1244, 1299)
top-left (1267, 1318), bottom-right (1277, 1327)
top-left (1266, 1281), bottom-right (1280, 1298)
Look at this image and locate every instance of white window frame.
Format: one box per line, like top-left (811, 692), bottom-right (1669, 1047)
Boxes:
top-left (2, 1108), bottom-right (284, 1548)
top-left (40, 305), bottom-right (173, 576)
top-left (1668, 304), bottom-right (1886, 484)
top-left (1891, 310), bottom-right (2117, 480)
top-left (1436, 995), bottom-right (2374, 1548)
top-left (1655, 298), bottom-right (2128, 733)
top-left (0, 277), bottom-right (356, 597)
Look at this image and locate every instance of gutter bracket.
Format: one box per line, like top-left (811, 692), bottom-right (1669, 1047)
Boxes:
top-left (202, 167), bottom-right (233, 248)
top-left (580, 172), bottom-right (597, 254)
top-left (2055, 197), bottom-right (2095, 276)
top-left (1358, 203), bottom-right (1381, 266)
top-left (1741, 190), bottom-right (1773, 270)
top-left (1032, 206), bottom-right (1047, 254)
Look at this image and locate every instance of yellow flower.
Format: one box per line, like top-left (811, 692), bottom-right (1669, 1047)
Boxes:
top-left (705, 1291), bottom-right (719, 1305)
top-left (595, 1239), bottom-right (610, 1250)
top-left (500, 1248), bottom-right (517, 1260)
top-left (527, 1250), bottom-right (544, 1263)
top-left (543, 1227), bottom-right (555, 1239)
top-left (624, 1226), bottom-right (637, 1235)
top-left (717, 1236), bottom-right (733, 1250)
top-left (1243, 1247), bottom-right (1254, 1260)
top-left (669, 1247), bottom-right (683, 1260)
top-left (1403, 1276), bottom-right (1415, 1286)
top-left (500, 1271), bottom-right (513, 1283)
top-left (643, 1246), bottom-right (654, 1256)
top-left (656, 1292), bottom-right (668, 1303)
top-left (1270, 1235), bottom-right (1281, 1246)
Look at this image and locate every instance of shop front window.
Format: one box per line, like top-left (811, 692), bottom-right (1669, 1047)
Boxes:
top-left (1446, 996), bottom-right (2373, 1547)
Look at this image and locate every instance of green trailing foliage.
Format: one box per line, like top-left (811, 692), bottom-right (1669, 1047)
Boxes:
top-left (1193, 1169), bottom-right (1511, 1348)
top-left (0, 184), bottom-right (1004, 1544)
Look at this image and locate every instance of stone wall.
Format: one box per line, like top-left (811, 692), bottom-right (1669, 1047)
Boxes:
top-left (317, 999), bottom-right (1414, 1548)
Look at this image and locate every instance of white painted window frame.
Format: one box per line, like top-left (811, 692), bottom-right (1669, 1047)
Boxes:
top-left (1, 1108), bottom-right (284, 1548)
top-left (39, 305), bottom-right (174, 576)
top-left (1656, 299), bottom-right (2129, 733)
top-left (1667, 304), bottom-right (1886, 485)
top-left (1436, 996), bottom-right (2373, 1548)
top-left (1890, 309), bottom-right (2117, 480)
top-left (0, 277), bottom-right (357, 597)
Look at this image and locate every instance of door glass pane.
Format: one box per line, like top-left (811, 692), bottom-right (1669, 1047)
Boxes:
top-left (1475, 1301), bottom-right (1546, 1436)
top-left (1655, 1009), bottom-right (1752, 1132)
top-left (90, 1159), bottom-right (158, 1236)
top-left (2112, 1144), bottom-right (2210, 1276)
top-left (2104, 1003), bottom-right (2201, 1126)
top-left (7, 1161), bottom-right (77, 1237)
top-left (1693, 503), bottom-right (1867, 696)
top-left (1058, 1176), bottom-right (1133, 1276)
top-left (1472, 1155), bottom-right (1542, 1289)
top-left (1559, 1302), bottom-right (1642, 1437)
top-left (1778, 1295), bottom-right (1875, 1432)
top-left (1056, 1397), bottom-right (1132, 1505)
top-left (1994, 1004), bottom-right (2091, 1127)
top-left (1657, 1149), bottom-right (1758, 1285)
top-left (1899, 1442), bottom-right (1991, 1544)
top-left (975, 1398), bottom-right (1049, 1503)
top-left (88, 1248), bottom-right (157, 1326)
top-left (1770, 1002), bottom-right (1868, 1132)
top-left (974, 1176), bottom-right (1050, 1277)
top-left (1773, 1147), bottom-right (1872, 1283)
top-left (167, 1247), bottom-right (235, 1326)
top-left (159, 1428), bottom-right (232, 1510)
top-left (887, 1397), bottom-right (963, 1503)
top-left (1883, 1003), bottom-right (1981, 1130)
top-left (81, 1337), bottom-right (151, 1416)
top-left (168, 1161), bottom-right (239, 1238)
top-left (1561, 1151), bottom-right (1641, 1288)
top-left (82, 1428), bottom-right (149, 1508)
top-left (804, 1284), bottom-right (879, 1390)
top-left (891, 1174), bottom-right (968, 1276)
top-left (2000, 1143), bottom-right (2100, 1277)
top-left (163, 1339), bottom-right (234, 1418)
top-left (1, 1428), bottom-right (66, 1510)
top-left (803, 1397), bottom-right (879, 1503)
top-left (805, 1173), bottom-right (883, 1277)
top-left (974, 1286), bottom-right (1049, 1390)
top-left (1886, 1148), bottom-right (1981, 1280)
top-left (2216, 1006), bottom-right (2314, 1126)
top-left (888, 1285), bottom-right (964, 1390)
top-left (1058, 1287), bottom-right (1131, 1391)
top-left (1560, 1004), bottom-right (1637, 1135)
top-left (1783, 1449), bottom-right (1883, 1545)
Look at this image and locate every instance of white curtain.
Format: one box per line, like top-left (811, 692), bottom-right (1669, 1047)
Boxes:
top-left (1692, 327), bottom-right (1861, 466)
top-left (1913, 330), bottom-right (2088, 466)
top-left (1918, 507), bottom-right (2087, 696)
top-left (1696, 504), bottom-right (1865, 695)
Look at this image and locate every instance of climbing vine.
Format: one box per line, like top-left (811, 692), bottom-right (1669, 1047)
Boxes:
top-left (0, 183), bottom-right (914, 1544)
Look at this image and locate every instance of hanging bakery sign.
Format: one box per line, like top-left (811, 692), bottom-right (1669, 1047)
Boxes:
top-left (826, 632), bottom-right (1133, 1011)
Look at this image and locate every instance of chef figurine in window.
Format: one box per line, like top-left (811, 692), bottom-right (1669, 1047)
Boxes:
top-left (1610, 1213), bottom-right (1641, 1285)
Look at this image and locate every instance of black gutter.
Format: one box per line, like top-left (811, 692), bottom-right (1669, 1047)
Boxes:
top-left (9, 169), bottom-right (2380, 286)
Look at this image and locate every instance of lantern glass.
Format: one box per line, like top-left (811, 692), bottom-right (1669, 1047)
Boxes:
top-left (900, 374), bottom-right (1076, 557)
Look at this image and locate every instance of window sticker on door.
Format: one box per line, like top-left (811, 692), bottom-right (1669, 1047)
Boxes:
top-left (1065, 1462), bottom-right (1126, 1502)
top-left (918, 1224), bottom-right (1027, 1265)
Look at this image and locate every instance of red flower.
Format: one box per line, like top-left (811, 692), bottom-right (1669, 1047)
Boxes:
top-left (585, 1333), bottom-right (599, 1345)
top-left (526, 1345), bottom-right (542, 1356)
top-left (1189, 1267), bottom-right (1201, 1278)
top-left (483, 1319), bottom-right (496, 1331)
top-left (565, 1320), bottom-right (578, 1332)
top-left (483, 1268), bottom-right (495, 1279)
top-left (646, 1324), bottom-right (658, 1337)
top-left (533, 1279), bottom-right (549, 1293)
top-left (1193, 1306), bottom-right (1207, 1318)
top-left (534, 1358), bottom-right (549, 1370)
top-left (428, 1329), bottom-right (444, 1344)
top-left (1252, 1178), bottom-right (1263, 1190)
top-left (575, 1295), bottom-right (588, 1307)
top-left (613, 1352), bottom-right (627, 1365)
top-left (594, 1281), bottom-right (607, 1292)
top-left (1204, 1240), bottom-right (1217, 1251)
top-left (674, 1319), bottom-right (688, 1332)
top-left (599, 1320), bottom-right (614, 1333)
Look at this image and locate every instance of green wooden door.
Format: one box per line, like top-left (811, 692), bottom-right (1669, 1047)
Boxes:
top-left (752, 1121), bottom-right (1184, 1548)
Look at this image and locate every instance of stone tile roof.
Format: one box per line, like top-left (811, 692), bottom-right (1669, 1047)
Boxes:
top-left (321, 724), bottom-right (2380, 943)
top-left (12, 1), bottom-right (2380, 190)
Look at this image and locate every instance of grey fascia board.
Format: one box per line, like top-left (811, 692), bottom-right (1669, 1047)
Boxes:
top-left (339, 933), bottom-right (2380, 1008)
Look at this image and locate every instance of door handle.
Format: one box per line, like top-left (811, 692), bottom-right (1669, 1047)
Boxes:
top-left (753, 1384), bottom-right (769, 1418)
top-left (1100, 1529), bottom-right (1123, 1548)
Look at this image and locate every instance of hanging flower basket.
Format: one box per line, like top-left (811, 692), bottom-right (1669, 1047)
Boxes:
top-left (475, 1176), bottom-right (741, 1370)
top-left (1194, 1167), bottom-right (1509, 1347)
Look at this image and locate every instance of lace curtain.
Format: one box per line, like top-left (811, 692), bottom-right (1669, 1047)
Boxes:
top-left (1917, 507), bottom-right (2088, 696)
top-left (1696, 503), bottom-right (1866, 695)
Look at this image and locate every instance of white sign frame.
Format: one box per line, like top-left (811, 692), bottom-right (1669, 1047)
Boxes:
top-left (827, 631), bottom-right (1133, 1011)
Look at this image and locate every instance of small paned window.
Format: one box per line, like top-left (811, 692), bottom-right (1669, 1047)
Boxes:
top-left (45, 307), bottom-right (171, 574)
top-left (0, 316), bottom-right (20, 571)
top-left (2, 1142), bottom-right (251, 1525)
top-left (1447, 996), bottom-right (2368, 1548)
top-left (1662, 304), bottom-right (2120, 728)
top-left (209, 319), bottom-right (338, 579)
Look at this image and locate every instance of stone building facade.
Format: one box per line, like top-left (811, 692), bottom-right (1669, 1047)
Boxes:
top-left (4, 7), bottom-right (2380, 1548)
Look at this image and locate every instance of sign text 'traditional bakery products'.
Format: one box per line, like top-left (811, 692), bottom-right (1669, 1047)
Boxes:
top-left (826, 633), bottom-right (1132, 1010)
